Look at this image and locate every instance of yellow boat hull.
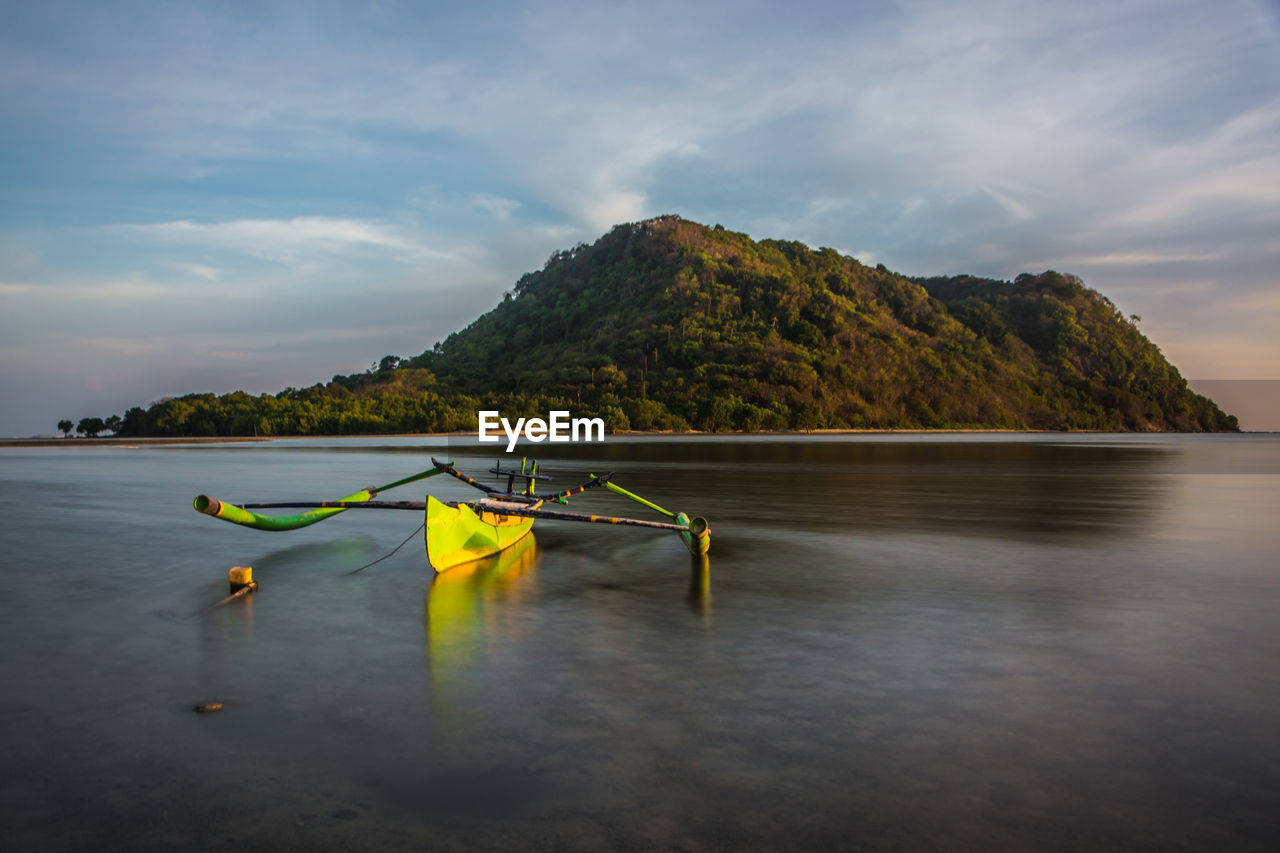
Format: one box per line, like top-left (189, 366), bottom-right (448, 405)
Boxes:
top-left (425, 494), bottom-right (534, 572)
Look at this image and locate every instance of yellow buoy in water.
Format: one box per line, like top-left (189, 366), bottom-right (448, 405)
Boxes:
top-left (228, 566), bottom-right (256, 592)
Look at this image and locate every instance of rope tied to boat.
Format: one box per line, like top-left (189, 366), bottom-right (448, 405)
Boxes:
top-left (348, 521), bottom-right (426, 574)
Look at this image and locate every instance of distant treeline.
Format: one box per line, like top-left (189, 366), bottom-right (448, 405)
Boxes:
top-left (91, 385), bottom-right (640, 437)
top-left (77, 379), bottom-right (796, 437)
top-left (91, 216), bottom-right (1237, 436)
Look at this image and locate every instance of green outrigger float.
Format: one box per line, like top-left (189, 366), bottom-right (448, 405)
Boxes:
top-left (194, 457), bottom-right (710, 572)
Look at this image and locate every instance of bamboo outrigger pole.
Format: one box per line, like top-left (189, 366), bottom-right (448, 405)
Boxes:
top-left (193, 465), bottom-right (448, 531)
top-left (591, 476), bottom-right (710, 555)
top-left (597, 478), bottom-right (677, 518)
top-left (469, 500), bottom-right (691, 531)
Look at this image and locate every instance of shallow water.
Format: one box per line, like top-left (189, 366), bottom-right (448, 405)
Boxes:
top-left (1, 434), bottom-right (1278, 850)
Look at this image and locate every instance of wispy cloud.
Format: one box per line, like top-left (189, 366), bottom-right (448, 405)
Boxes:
top-left (108, 217), bottom-right (448, 265)
top-left (1043, 251), bottom-right (1225, 267)
top-left (980, 187), bottom-right (1036, 223)
top-left (170, 262), bottom-right (220, 281)
top-left (470, 194), bottom-right (521, 222)
top-left (0, 282), bottom-right (39, 295)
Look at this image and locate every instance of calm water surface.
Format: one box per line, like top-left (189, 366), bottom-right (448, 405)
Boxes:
top-left (1, 434), bottom-right (1278, 850)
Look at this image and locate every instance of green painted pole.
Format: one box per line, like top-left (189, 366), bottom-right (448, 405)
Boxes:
top-left (599, 479), bottom-right (676, 518)
top-left (371, 466), bottom-right (450, 494)
top-left (195, 493), bottom-right (366, 530)
top-left (193, 465), bottom-right (448, 532)
top-left (595, 478), bottom-right (709, 555)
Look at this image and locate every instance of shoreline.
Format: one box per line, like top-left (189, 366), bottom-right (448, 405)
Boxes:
top-left (0, 436), bottom-right (277, 447)
top-left (1, 427), bottom-right (1260, 447)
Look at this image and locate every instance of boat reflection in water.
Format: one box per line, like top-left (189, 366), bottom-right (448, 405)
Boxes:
top-left (424, 534), bottom-right (540, 731)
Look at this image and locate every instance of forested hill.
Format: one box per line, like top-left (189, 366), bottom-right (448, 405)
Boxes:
top-left (397, 216), bottom-right (1232, 431)
top-left (113, 215), bottom-right (1236, 436)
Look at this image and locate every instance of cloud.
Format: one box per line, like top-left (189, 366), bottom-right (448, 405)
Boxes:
top-left (0, 282), bottom-right (39, 295)
top-left (74, 337), bottom-right (162, 357)
top-left (0, 273), bottom-right (171, 302)
top-left (470, 194), bottom-right (521, 221)
top-left (108, 217), bottom-right (447, 265)
top-left (980, 187), bottom-right (1036, 223)
top-left (1048, 252), bottom-right (1225, 267)
top-left (170, 262), bottom-right (220, 281)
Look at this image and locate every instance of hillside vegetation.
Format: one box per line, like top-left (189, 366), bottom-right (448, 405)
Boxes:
top-left (110, 215), bottom-right (1236, 436)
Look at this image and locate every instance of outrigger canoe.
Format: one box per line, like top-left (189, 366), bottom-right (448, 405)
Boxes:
top-left (193, 457), bottom-right (709, 572)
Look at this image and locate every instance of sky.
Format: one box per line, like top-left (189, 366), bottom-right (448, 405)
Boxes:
top-left (2, 0), bottom-right (1279, 435)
